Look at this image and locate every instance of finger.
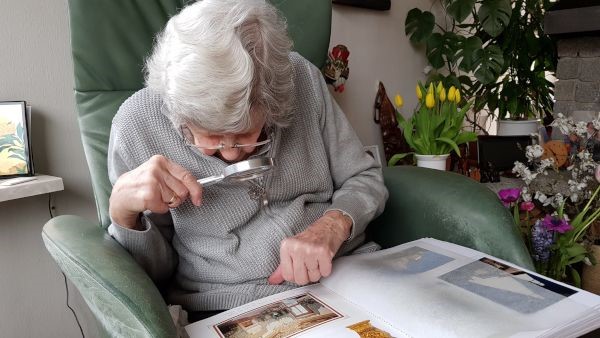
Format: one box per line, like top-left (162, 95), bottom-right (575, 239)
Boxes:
top-left (137, 183), bottom-right (171, 214)
top-left (318, 257), bottom-right (333, 278)
top-left (280, 242), bottom-right (294, 283)
top-left (293, 257), bottom-right (309, 286)
top-left (268, 265), bottom-right (285, 285)
top-left (165, 160), bottom-right (202, 206)
top-left (157, 183), bottom-right (181, 209)
top-left (307, 264), bottom-right (321, 283)
top-left (162, 174), bottom-right (189, 206)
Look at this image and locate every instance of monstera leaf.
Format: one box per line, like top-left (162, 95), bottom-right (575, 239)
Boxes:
top-left (477, 0), bottom-right (512, 37)
top-left (457, 36), bottom-right (483, 72)
top-left (472, 44), bottom-right (504, 84)
top-left (446, 0), bottom-right (476, 23)
top-left (426, 32), bottom-right (462, 69)
top-left (405, 8), bottom-right (435, 43)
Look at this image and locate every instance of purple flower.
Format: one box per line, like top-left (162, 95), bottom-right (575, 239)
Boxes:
top-left (498, 188), bottom-right (521, 207)
top-left (531, 220), bottom-right (554, 262)
top-left (541, 214), bottom-right (573, 233)
top-left (520, 201), bottom-right (535, 212)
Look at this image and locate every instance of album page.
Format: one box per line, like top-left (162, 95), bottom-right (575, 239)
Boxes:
top-left (322, 238), bottom-right (600, 338)
top-left (185, 283), bottom-right (407, 338)
top-left (186, 238), bottom-right (600, 338)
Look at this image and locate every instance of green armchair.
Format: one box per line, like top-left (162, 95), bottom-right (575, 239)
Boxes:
top-left (42, 0), bottom-right (532, 337)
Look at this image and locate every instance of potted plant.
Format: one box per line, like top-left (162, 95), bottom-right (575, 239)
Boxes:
top-left (498, 114), bottom-right (600, 286)
top-left (389, 81), bottom-right (477, 170)
top-left (404, 0), bottom-right (556, 135)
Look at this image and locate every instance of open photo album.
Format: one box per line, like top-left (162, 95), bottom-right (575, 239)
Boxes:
top-left (185, 238), bottom-right (600, 338)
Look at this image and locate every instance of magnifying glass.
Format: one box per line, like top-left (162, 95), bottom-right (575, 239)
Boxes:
top-left (197, 157), bottom-right (274, 187)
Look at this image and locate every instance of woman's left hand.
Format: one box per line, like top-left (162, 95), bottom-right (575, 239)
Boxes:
top-left (268, 211), bottom-right (352, 286)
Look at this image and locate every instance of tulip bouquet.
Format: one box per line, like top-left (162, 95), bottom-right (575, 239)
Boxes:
top-left (389, 81), bottom-right (477, 166)
top-left (498, 114), bottom-right (600, 285)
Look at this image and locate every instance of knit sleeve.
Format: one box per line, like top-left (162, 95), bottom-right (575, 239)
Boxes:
top-left (106, 115), bottom-right (178, 283)
top-left (312, 66), bottom-right (389, 240)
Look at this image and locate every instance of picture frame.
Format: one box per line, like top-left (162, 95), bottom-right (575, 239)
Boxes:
top-left (332, 0), bottom-right (391, 11)
top-left (0, 101), bottom-right (34, 177)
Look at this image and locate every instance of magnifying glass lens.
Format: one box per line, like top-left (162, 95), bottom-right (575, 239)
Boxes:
top-left (229, 165), bottom-right (271, 181)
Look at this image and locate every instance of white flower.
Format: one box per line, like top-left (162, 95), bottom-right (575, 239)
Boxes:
top-left (521, 187), bottom-right (532, 202)
top-left (535, 191), bottom-right (547, 204)
top-left (513, 161), bottom-right (538, 184)
top-left (551, 193), bottom-right (564, 208)
top-left (551, 114), bottom-right (575, 135)
top-left (537, 158), bottom-right (555, 174)
top-left (525, 145), bottom-right (544, 160)
top-left (570, 193), bottom-right (579, 203)
top-left (593, 113), bottom-right (600, 130)
top-left (575, 121), bottom-right (588, 137)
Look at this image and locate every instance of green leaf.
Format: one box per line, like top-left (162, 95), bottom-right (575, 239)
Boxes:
top-left (477, 0), bottom-right (512, 37)
top-left (425, 33), bottom-right (445, 68)
top-left (472, 45), bottom-right (504, 84)
top-left (455, 131), bottom-right (478, 145)
top-left (447, 0), bottom-right (476, 23)
top-left (436, 137), bottom-right (460, 155)
top-left (458, 36), bottom-right (482, 72)
top-left (405, 9), bottom-right (435, 43)
top-left (569, 267), bottom-right (581, 288)
top-left (388, 153), bottom-right (413, 166)
top-left (566, 244), bottom-right (588, 259)
top-left (426, 33), bottom-right (461, 69)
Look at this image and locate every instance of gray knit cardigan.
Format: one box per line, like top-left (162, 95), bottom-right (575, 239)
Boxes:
top-left (107, 53), bottom-right (388, 311)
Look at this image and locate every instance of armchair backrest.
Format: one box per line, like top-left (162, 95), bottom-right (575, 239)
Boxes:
top-left (69, 0), bottom-right (332, 228)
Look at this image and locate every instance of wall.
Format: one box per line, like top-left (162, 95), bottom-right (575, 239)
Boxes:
top-left (328, 1), bottom-right (438, 158)
top-left (553, 37), bottom-right (600, 121)
top-left (0, 0), bottom-right (99, 337)
top-left (0, 1), bottom-right (436, 337)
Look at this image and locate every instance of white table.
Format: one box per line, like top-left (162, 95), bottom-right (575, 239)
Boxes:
top-left (0, 175), bottom-right (64, 202)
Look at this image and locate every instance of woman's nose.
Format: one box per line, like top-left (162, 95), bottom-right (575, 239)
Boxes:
top-left (219, 147), bottom-right (241, 161)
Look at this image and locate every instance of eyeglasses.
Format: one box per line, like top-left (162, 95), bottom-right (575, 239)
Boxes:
top-left (180, 125), bottom-right (271, 152)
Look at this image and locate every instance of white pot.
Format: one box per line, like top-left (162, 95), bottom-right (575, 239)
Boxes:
top-left (415, 154), bottom-right (449, 171)
top-left (497, 119), bottom-right (541, 136)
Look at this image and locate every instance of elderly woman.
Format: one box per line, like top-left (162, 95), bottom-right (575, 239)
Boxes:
top-left (107, 0), bottom-right (387, 317)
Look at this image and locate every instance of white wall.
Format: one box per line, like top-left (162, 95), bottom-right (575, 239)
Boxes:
top-left (329, 1), bottom-right (438, 159)
top-left (0, 0), bottom-right (98, 337)
top-left (0, 1), bottom-right (436, 336)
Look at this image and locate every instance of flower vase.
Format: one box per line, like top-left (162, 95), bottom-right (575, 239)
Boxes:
top-left (582, 244), bottom-right (600, 295)
top-left (497, 119), bottom-right (541, 136)
top-left (415, 154), bottom-right (449, 171)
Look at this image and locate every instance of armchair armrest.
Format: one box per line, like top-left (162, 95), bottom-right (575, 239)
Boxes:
top-left (42, 215), bottom-right (176, 338)
top-left (371, 166), bottom-right (534, 269)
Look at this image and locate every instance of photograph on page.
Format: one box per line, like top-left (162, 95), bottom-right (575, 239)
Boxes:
top-left (211, 293), bottom-right (342, 338)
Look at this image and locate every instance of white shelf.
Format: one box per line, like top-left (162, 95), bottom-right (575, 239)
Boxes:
top-left (0, 175), bottom-right (64, 202)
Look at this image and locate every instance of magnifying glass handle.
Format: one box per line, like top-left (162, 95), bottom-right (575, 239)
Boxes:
top-left (197, 174), bottom-right (225, 187)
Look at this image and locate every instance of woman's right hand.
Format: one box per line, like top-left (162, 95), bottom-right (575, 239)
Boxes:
top-left (109, 155), bottom-right (203, 229)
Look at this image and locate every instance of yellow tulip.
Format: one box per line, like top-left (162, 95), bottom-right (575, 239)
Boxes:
top-left (448, 86), bottom-right (456, 102)
top-left (455, 89), bottom-right (461, 103)
top-left (436, 82), bottom-right (443, 95)
top-left (425, 93), bottom-right (435, 109)
top-left (428, 83), bottom-right (434, 96)
top-left (439, 88), bottom-right (446, 102)
top-left (394, 94), bottom-right (404, 108)
top-left (416, 85), bottom-right (422, 100)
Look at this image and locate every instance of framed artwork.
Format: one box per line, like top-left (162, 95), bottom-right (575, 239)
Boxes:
top-left (332, 0), bottom-right (390, 11)
top-left (0, 101), bottom-right (33, 177)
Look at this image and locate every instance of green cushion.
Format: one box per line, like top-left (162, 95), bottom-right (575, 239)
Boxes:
top-left (42, 215), bottom-right (177, 337)
top-left (371, 166), bottom-right (534, 269)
